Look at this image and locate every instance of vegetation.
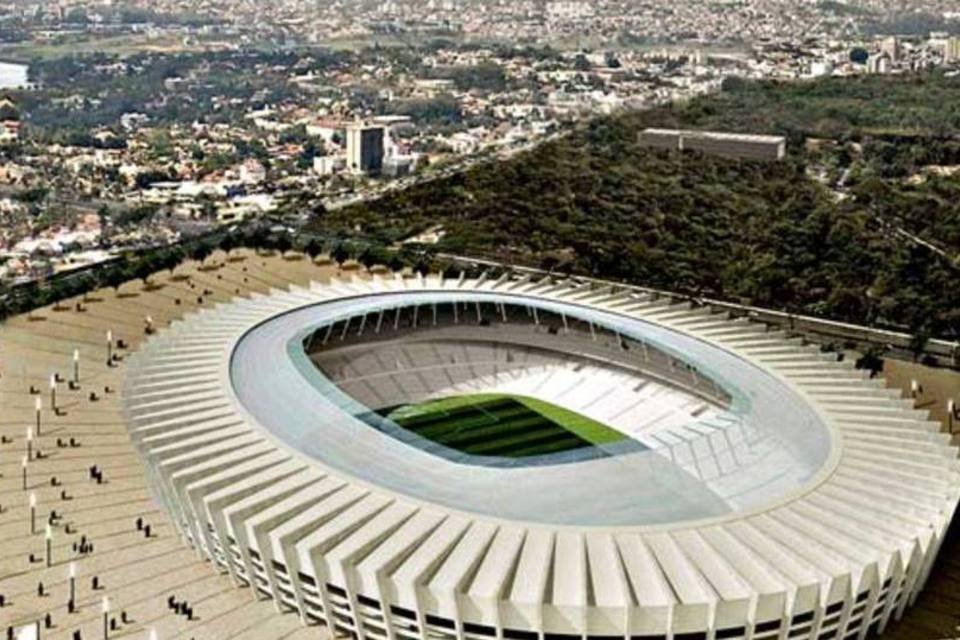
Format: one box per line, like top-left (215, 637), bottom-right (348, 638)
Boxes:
top-left (12, 49), bottom-right (356, 138)
top-left (430, 62), bottom-right (508, 92)
top-left (387, 94), bottom-right (462, 124)
top-left (10, 48), bottom-right (511, 141)
top-left (0, 224), bottom-right (288, 320)
top-left (311, 72), bottom-right (960, 341)
top-left (694, 74), bottom-right (960, 141)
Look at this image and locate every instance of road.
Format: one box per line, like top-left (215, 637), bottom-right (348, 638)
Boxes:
top-left (322, 132), bottom-right (567, 211)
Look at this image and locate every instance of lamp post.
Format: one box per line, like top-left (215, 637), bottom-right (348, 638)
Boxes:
top-left (49, 374), bottom-right (56, 413)
top-left (35, 396), bottom-right (41, 437)
top-left (106, 330), bottom-right (113, 366)
top-left (26, 426), bottom-right (33, 460)
top-left (69, 561), bottom-right (77, 610)
top-left (102, 595), bottom-right (110, 640)
top-left (73, 349), bottom-right (80, 384)
top-left (29, 491), bottom-right (36, 534)
top-left (45, 523), bottom-right (52, 567)
top-left (21, 455), bottom-right (27, 491)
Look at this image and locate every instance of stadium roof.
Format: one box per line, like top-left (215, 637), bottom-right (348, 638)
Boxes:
top-left (123, 273), bottom-right (960, 637)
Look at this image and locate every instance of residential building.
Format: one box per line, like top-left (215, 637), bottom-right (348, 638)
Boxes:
top-left (945, 37), bottom-right (960, 64)
top-left (346, 124), bottom-right (385, 176)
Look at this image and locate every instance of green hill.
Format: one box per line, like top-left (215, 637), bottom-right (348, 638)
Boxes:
top-left (312, 73), bottom-right (960, 342)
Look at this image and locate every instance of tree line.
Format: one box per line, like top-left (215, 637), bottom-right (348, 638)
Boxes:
top-left (0, 224), bottom-right (450, 321)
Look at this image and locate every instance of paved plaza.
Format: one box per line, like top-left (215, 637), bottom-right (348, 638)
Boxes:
top-left (0, 250), bottom-right (338, 639)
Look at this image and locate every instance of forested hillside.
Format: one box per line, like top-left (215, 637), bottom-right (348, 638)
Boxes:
top-left (312, 73), bottom-right (960, 342)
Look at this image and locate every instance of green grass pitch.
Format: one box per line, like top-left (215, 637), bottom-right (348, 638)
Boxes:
top-left (382, 393), bottom-right (624, 458)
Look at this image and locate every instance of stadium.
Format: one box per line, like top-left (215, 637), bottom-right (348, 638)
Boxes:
top-left (123, 271), bottom-right (960, 640)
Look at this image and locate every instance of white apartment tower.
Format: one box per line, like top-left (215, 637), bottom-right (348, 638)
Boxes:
top-left (346, 123), bottom-right (385, 176)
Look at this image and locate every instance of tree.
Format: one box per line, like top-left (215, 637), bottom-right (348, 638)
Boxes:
top-left (219, 233), bottom-right (237, 256)
top-left (72, 272), bottom-right (95, 299)
top-left (387, 252), bottom-right (404, 273)
top-left (102, 261), bottom-right (131, 292)
top-left (358, 244), bottom-right (393, 269)
top-left (850, 47), bottom-right (869, 65)
top-left (279, 124), bottom-right (309, 145)
top-left (388, 94), bottom-right (462, 125)
top-left (166, 245), bottom-right (186, 272)
top-left (0, 101), bottom-right (19, 121)
top-left (275, 233), bottom-right (293, 257)
top-left (444, 63), bottom-right (507, 92)
top-left (244, 226), bottom-right (271, 254)
top-left (908, 329), bottom-right (930, 361)
top-left (304, 238), bottom-right (323, 261)
top-left (190, 241), bottom-right (214, 266)
top-left (331, 242), bottom-right (350, 265)
top-left (297, 141), bottom-right (318, 170)
top-left (133, 255), bottom-right (157, 286)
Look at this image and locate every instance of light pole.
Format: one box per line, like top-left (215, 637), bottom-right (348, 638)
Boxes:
top-left (45, 523), bottom-right (52, 567)
top-left (26, 426), bottom-right (33, 460)
top-left (35, 396), bottom-right (41, 437)
top-left (50, 374), bottom-right (57, 413)
top-left (29, 491), bottom-right (36, 534)
top-left (102, 595), bottom-right (111, 640)
top-left (73, 348), bottom-right (80, 384)
top-left (69, 561), bottom-right (77, 610)
top-left (106, 330), bottom-right (113, 366)
top-left (22, 455), bottom-right (28, 491)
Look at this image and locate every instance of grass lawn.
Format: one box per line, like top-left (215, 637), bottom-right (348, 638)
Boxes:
top-left (384, 393), bottom-right (624, 458)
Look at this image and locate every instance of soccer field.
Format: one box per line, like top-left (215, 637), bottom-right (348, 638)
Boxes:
top-left (382, 393), bottom-right (625, 458)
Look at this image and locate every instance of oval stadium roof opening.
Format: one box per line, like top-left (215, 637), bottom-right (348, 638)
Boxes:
top-left (228, 291), bottom-right (834, 526)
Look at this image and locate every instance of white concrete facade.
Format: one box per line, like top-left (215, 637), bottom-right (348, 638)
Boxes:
top-left (122, 273), bottom-right (960, 640)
